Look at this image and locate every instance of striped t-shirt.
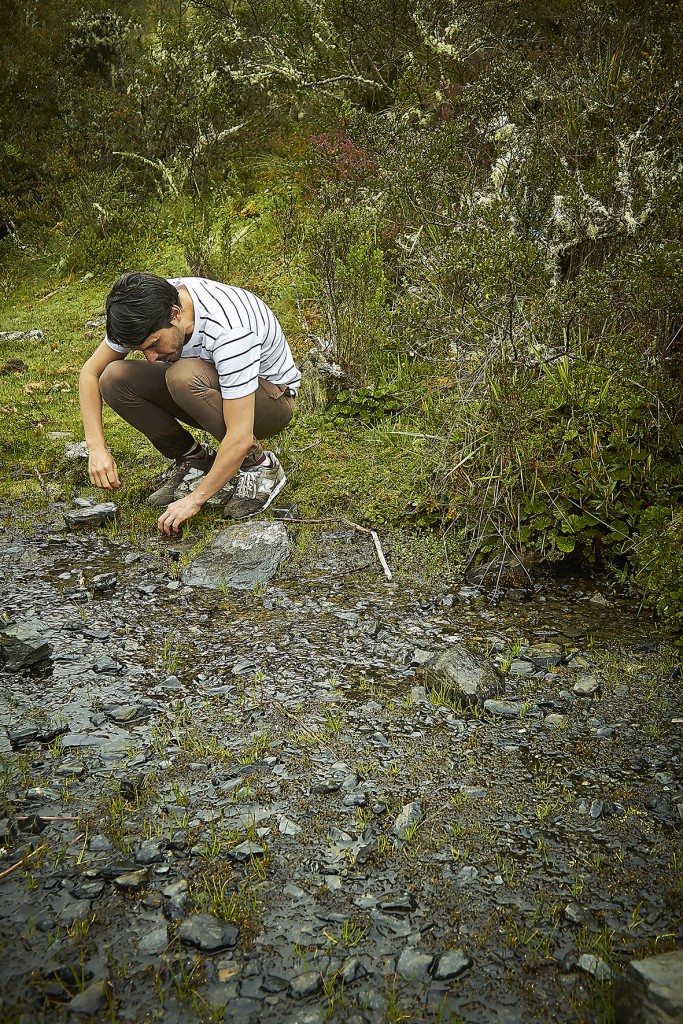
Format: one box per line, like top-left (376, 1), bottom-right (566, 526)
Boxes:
top-left (105, 277), bottom-right (301, 400)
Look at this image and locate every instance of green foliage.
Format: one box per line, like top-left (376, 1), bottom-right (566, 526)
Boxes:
top-left (327, 384), bottom-right (404, 425)
top-left (630, 508), bottom-right (683, 637)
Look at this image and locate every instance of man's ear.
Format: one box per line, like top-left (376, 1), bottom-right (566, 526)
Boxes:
top-left (172, 305), bottom-right (182, 321)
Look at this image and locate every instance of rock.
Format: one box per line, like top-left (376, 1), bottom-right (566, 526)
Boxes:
top-left (181, 522), bottom-right (291, 591)
top-left (178, 914), bottom-right (239, 952)
top-left (67, 980), bottom-right (110, 1016)
top-left (62, 502), bottom-right (117, 527)
top-left (229, 841), bottom-right (266, 861)
top-left (544, 713), bottom-right (567, 729)
top-left (613, 949), bottom-right (683, 1024)
top-left (574, 674), bottom-right (600, 696)
top-left (340, 957), bottom-right (366, 984)
top-left (393, 800), bottom-right (422, 839)
top-left (290, 971), bottom-right (322, 998)
top-left (93, 656), bottom-right (122, 674)
top-left (432, 950), bottom-right (472, 980)
top-left (578, 953), bottom-right (612, 981)
top-left (135, 839), bottom-right (163, 864)
top-left (397, 948), bottom-right (434, 980)
top-left (0, 621), bottom-right (52, 669)
top-left (418, 644), bottom-right (503, 709)
top-left (106, 704), bottom-right (147, 723)
top-left (525, 642), bottom-right (563, 668)
top-left (0, 329), bottom-right (43, 342)
top-left (508, 659), bottom-right (534, 677)
top-left (483, 699), bottom-right (522, 717)
top-left (114, 869), bottom-right (148, 890)
top-left (91, 573), bottom-right (117, 592)
top-left (137, 924), bottom-right (169, 956)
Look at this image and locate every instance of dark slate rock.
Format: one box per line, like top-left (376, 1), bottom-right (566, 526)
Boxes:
top-left (62, 503), bottom-right (117, 528)
top-left (93, 656), bottom-right (123, 674)
top-left (483, 699), bottom-right (523, 718)
top-left (418, 644), bottom-right (503, 709)
top-left (432, 950), bottom-right (472, 980)
top-left (137, 924), bottom-right (169, 956)
top-left (0, 622), bottom-right (52, 670)
top-left (393, 800), bottom-right (422, 839)
top-left (524, 642), bottom-right (563, 668)
top-left (67, 980), bottom-right (110, 1016)
top-left (613, 949), bottom-right (683, 1024)
top-left (178, 914), bottom-right (239, 952)
top-left (181, 522), bottom-right (290, 591)
top-left (91, 573), bottom-right (117, 592)
top-left (578, 954), bottom-right (612, 981)
top-left (397, 948), bottom-right (434, 980)
top-left (7, 724), bottom-right (41, 749)
top-left (289, 971), bottom-right (323, 998)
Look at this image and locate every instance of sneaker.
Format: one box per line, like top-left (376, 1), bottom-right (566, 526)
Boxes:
top-left (174, 470), bottom-right (237, 507)
top-left (222, 452), bottom-right (286, 520)
top-left (147, 444), bottom-right (215, 507)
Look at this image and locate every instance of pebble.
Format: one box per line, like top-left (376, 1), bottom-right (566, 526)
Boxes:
top-left (574, 675), bottom-right (600, 696)
top-left (67, 980), bottom-right (110, 1016)
top-left (577, 953), bottom-right (612, 981)
top-left (397, 947), bottom-right (434, 980)
top-left (432, 949), bottom-right (472, 979)
top-left (289, 971), bottom-right (323, 998)
top-left (178, 913), bottom-right (239, 952)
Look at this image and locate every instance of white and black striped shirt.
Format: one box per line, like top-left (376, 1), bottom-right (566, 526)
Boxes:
top-left (106, 277), bottom-right (301, 400)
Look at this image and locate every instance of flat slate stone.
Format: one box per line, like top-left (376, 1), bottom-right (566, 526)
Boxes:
top-left (62, 502), bottom-right (117, 528)
top-left (0, 622), bottom-right (52, 669)
top-left (180, 522), bottom-right (290, 591)
top-left (178, 913), bottom-right (239, 952)
top-left (432, 950), bottom-right (472, 980)
top-left (613, 949), bottom-right (683, 1024)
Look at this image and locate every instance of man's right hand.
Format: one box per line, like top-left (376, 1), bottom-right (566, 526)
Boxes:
top-left (88, 447), bottom-right (121, 490)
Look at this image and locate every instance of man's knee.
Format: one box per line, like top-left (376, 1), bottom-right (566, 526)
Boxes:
top-left (166, 359), bottom-right (219, 400)
top-left (99, 360), bottom-right (132, 404)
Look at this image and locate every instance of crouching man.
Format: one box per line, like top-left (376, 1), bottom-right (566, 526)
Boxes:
top-left (79, 272), bottom-right (300, 534)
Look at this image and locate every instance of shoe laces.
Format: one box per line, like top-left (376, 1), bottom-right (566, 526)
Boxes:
top-left (235, 469), bottom-right (260, 500)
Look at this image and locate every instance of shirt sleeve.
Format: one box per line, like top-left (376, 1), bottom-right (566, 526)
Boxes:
top-left (104, 335), bottom-right (129, 355)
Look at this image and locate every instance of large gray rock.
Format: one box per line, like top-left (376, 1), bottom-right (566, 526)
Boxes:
top-left (418, 644), bottom-right (503, 709)
top-left (62, 502), bottom-right (117, 528)
top-left (613, 949), bottom-right (683, 1024)
top-left (0, 621), bottom-right (52, 669)
top-left (181, 522), bottom-right (290, 591)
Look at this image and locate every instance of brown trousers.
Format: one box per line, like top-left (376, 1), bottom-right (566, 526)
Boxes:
top-left (99, 358), bottom-right (294, 467)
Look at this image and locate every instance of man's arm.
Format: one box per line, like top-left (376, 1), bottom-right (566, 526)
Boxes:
top-left (78, 341), bottom-right (126, 490)
top-left (157, 394), bottom-right (255, 535)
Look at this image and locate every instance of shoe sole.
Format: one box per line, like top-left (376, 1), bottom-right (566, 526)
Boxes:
top-left (224, 473), bottom-right (287, 520)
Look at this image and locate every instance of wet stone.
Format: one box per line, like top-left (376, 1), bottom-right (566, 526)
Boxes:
top-left (393, 800), bottom-right (422, 838)
top-left (0, 622), bottom-right (52, 670)
top-left (432, 949), bottom-right (472, 980)
top-left (181, 521), bottom-right (291, 591)
top-left (525, 642), bottom-right (563, 668)
top-left (612, 949), bottom-right (683, 1024)
top-left (114, 869), bottom-right (148, 890)
top-left (290, 971), bottom-right (323, 998)
top-left (574, 674), bottom-right (600, 696)
top-left (178, 913), bottom-right (239, 952)
top-left (418, 643), bottom-right (503, 708)
top-left (62, 502), bottom-right (117, 528)
top-left (484, 699), bottom-right (523, 717)
top-left (93, 656), bottom-right (123, 674)
top-left (137, 924), bottom-right (169, 956)
top-left (67, 980), bottom-right (110, 1016)
top-left (106, 704), bottom-right (148, 724)
top-left (397, 948), bottom-right (434, 980)
top-left (58, 900), bottom-right (92, 924)
top-left (578, 953), bottom-right (612, 981)
top-left (135, 839), bottom-right (163, 864)
top-left (91, 573), bottom-right (117, 592)
top-left (229, 841), bottom-right (266, 861)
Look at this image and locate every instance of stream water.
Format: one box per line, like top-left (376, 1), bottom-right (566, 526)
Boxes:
top-left (0, 513), bottom-right (681, 1023)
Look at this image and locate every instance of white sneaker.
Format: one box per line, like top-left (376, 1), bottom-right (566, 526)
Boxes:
top-left (222, 453), bottom-right (286, 520)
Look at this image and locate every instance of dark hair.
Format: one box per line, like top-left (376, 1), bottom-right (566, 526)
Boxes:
top-left (105, 272), bottom-right (180, 348)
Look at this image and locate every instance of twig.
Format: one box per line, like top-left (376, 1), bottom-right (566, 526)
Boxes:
top-left (0, 831), bottom-right (85, 882)
top-left (282, 516), bottom-right (392, 580)
top-left (16, 815), bottom-right (78, 823)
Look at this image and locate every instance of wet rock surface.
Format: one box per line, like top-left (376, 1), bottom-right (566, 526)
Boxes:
top-left (180, 521), bottom-right (291, 590)
top-left (0, 515), bottom-right (681, 1023)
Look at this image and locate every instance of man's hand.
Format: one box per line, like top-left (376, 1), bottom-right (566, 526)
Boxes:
top-left (157, 494), bottom-right (202, 535)
top-left (88, 447), bottom-right (121, 490)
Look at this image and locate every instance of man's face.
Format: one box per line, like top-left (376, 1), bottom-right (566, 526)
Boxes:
top-left (135, 317), bottom-right (185, 363)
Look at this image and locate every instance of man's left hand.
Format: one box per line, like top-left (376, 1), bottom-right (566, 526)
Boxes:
top-left (157, 494), bottom-right (202, 535)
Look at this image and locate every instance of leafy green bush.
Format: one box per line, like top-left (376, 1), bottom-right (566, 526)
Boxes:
top-left (630, 507), bottom-right (683, 638)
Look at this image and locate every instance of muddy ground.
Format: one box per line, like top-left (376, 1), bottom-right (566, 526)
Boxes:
top-left (0, 507), bottom-right (681, 1024)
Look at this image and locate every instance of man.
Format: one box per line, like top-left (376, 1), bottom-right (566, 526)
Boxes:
top-left (79, 272), bottom-right (300, 534)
